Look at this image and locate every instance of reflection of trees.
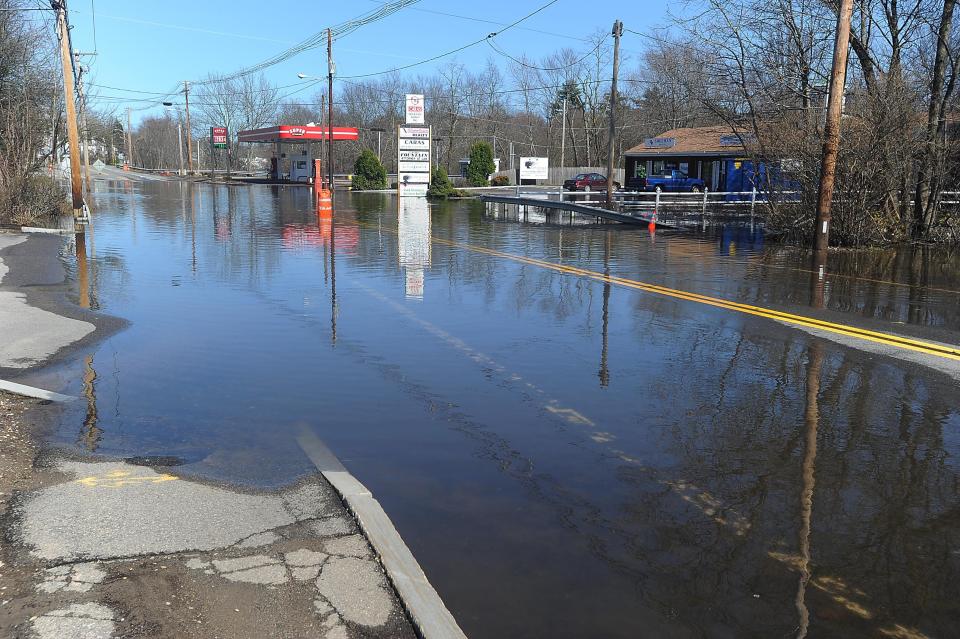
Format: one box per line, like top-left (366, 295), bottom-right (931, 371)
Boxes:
top-left (754, 244), bottom-right (960, 329)
top-left (645, 326), bottom-right (960, 636)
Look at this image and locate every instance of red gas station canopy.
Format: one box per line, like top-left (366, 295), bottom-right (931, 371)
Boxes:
top-left (237, 125), bottom-right (360, 143)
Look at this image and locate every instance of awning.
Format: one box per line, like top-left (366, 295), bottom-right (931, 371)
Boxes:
top-left (237, 125), bottom-right (360, 143)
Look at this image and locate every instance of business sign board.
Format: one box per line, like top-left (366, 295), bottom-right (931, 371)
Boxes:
top-left (398, 124), bottom-right (431, 198)
top-left (519, 156), bottom-right (549, 180)
top-left (398, 161), bottom-right (431, 174)
top-left (211, 126), bottom-right (228, 149)
top-left (399, 138), bottom-right (430, 150)
top-left (398, 183), bottom-right (428, 197)
top-left (405, 95), bottom-right (425, 125)
top-left (399, 150), bottom-right (430, 162)
top-left (643, 137), bottom-right (675, 149)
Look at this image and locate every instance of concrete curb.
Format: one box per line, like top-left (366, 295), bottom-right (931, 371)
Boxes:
top-left (0, 379), bottom-right (77, 402)
top-left (20, 227), bottom-right (73, 235)
top-left (297, 428), bottom-right (467, 639)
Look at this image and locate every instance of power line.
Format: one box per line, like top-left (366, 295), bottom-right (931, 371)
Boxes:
top-left (191, 0), bottom-right (421, 86)
top-left (339, 0), bottom-right (562, 79)
top-left (485, 36), bottom-right (605, 72)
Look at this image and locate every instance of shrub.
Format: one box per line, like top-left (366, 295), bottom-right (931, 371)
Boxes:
top-left (465, 142), bottom-right (495, 187)
top-left (490, 175), bottom-right (510, 186)
top-left (0, 175), bottom-right (66, 227)
top-left (427, 166), bottom-right (455, 198)
top-left (351, 149), bottom-right (387, 190)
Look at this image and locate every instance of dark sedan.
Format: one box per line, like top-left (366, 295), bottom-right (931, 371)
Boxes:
top-left (562, 172), bottom-right (621, 192)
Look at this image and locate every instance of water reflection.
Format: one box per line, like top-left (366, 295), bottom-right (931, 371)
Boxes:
top-left (49, 181), bottom-right (960, 639)
top-left (398, 198), bottom-right (431, 300)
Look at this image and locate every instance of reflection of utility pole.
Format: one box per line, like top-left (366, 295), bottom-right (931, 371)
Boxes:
top-left (53, 0), bottom-right (83, 219)
top-left (76, 233), bottom-right (89, 309)
top-left (598, 232), bottom-right (611, 387)
top-left (812, 0), bottom-right (854, 264)
top-left (795, 341), bottom-right (823, 639)
top-left (80, 354), bottom-right (101, 452)
top-left (606, 19), bottom-right (623, 208)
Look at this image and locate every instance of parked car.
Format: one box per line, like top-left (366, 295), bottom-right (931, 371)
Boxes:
top-left (562, 172), bottom-right (621, 192)
top-left (644, 170), bottom-right (705, 192)
top-left (625, 175), bottom-right (647, 191)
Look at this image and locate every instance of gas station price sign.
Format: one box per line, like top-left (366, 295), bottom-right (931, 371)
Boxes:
top-left (211, 126), bottom-right (228, 149)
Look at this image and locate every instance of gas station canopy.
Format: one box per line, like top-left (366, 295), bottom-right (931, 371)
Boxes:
top-left (238, 125), bottom-right (360, 143)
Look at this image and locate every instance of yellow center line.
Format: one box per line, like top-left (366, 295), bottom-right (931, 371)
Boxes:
top-left (351, 219), bottom-right (960, 362)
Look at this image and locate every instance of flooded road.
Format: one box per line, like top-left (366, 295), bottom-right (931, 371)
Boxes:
top-left (24, 180), bottom-right (960, 638)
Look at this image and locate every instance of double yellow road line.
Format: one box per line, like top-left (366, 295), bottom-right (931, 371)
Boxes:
top-left (352, 219), bottom-right (960, 362)
top-left (428, 235), bottom-right (960, 363)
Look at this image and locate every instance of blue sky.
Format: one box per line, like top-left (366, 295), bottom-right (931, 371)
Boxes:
top-left (62, 1), bottom-right (672, 122)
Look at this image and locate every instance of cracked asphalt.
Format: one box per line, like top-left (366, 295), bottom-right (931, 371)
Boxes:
top-left (4, 458), bottom-right (416, 639)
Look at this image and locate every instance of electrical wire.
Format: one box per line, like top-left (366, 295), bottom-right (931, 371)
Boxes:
top-left (485, 36), bottom-right (605, 72)
top-left (190, 0), bottom-right (421, 86)
top-left (339, 0), bottom-right (562, 79)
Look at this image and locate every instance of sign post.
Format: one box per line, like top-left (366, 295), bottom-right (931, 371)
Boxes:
top-left (211, 126), bottom-right (227, 179)
top-left (398, 97), bottom-right (430, 197)
top-left (519, 157), bottom-right (549, 182)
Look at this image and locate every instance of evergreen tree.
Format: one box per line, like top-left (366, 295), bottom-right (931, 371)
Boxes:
top-left (351, 149), bottom-right (387, 190)
top-left (465, 142), bottom-right (495, 187)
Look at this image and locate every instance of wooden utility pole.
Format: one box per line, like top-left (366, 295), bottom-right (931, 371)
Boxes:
top-left (53, 0), bottom-right (83, 217)
top-left (327, 28), bottom-right (335, 195)
top-left (606, 19), bottom-right (623, 208)
top-left (183, 81), bottom-right (194, 173)
top-left (560, 96), bottom-right (567, 169)
top-left (76, 63), bottom-right (92, 194)
top-left (812, 0), bottom-right (854, 263)
top-left (126, 107), bottom-right (133, 168)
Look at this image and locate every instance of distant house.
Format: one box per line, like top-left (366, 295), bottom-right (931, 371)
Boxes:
top-left (624, 125), bottom-right (771, 193)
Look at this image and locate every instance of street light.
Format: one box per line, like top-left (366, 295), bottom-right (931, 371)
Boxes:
top-left (162, 101), bottom-right (185, 177)
top-left (296, 69), bottom-right (334, 190)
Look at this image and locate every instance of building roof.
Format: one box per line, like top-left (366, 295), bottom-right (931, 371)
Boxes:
top-left (624, 125), bottom-right (753, 157)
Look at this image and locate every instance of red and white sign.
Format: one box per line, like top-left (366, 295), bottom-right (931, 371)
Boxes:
top-left (405, 94), bottom-right (425, 125)
top-left (237, 125), bottom-right (360, 143)
top-left (211, 126), bottom-right (228, 147)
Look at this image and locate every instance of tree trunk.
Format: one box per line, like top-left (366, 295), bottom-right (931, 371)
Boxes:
top-left (912, 0), bottom-right (956, 238)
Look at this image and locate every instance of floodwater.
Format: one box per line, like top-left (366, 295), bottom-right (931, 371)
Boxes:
top-left (24, 179), bottom-right (960, 638)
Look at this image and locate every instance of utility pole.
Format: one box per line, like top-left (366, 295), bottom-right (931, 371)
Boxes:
top-left (327, 28), bottom-right (335, 195)
top-left (76, 61), bottom-right (92, 194)
top-left (126, 107), bottom-right (133, 169)
top-left (176, 121), bottom-right (185, 176)
top-left (53, 0), bottom-right (83, 219)
top-left (812, 0), bottom-right (854, 265)
top-left (606, 19), bottom-right (623, 208)
top-left (560, 96), bottom-right (567, 169)
top-left (183, 81), bottom-right (194, 173)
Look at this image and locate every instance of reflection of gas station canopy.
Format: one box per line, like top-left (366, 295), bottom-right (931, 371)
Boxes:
top-left (238, 125), bottom-right (360, 143)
